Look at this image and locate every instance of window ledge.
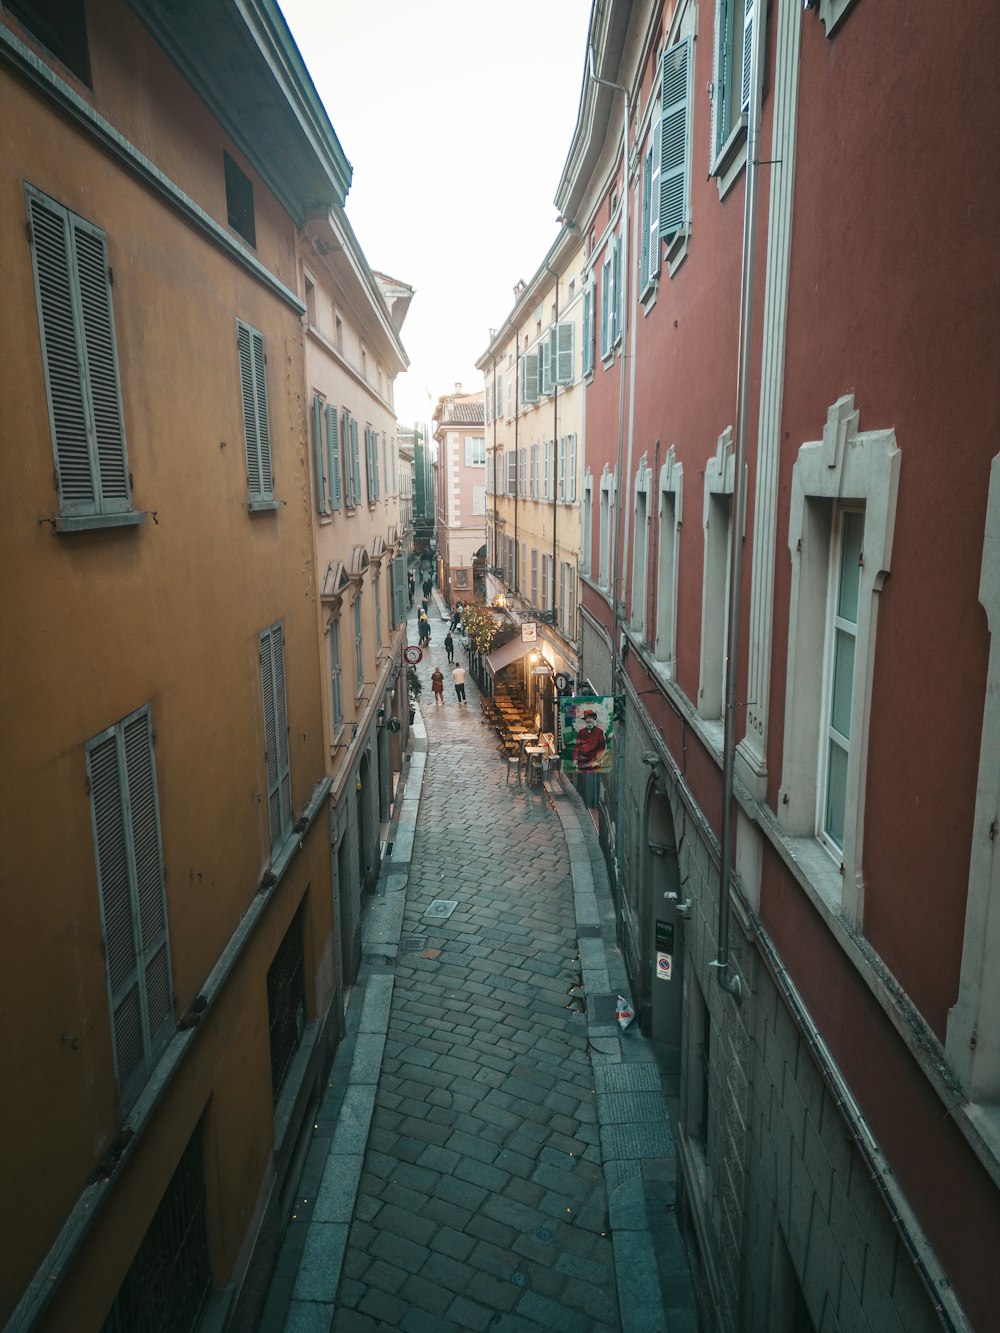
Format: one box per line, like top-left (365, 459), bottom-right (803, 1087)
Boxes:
top-left (666, 225), bottom-right (690, 276)
top-left (53, 511), bottom-right (145, 533)
top-left (710, 116), bottom-right (748, 199)
top-left (248, 498), bottom-right (279, 513)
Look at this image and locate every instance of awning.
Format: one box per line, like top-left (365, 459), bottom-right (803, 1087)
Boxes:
top-left (485, 638), bottom-right (534, 675)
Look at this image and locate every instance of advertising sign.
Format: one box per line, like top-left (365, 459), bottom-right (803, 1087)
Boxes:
top-left (655, 919), bottom-right (674, 982)
top-left (560, 696), bottom-right (614, 774)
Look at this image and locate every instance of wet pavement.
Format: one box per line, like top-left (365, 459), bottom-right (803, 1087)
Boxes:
top-left (256, 591), bottom-right (696, 1333)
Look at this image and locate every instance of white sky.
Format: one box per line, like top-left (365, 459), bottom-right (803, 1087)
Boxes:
top-left (278, 0), bottom-right (593, 427)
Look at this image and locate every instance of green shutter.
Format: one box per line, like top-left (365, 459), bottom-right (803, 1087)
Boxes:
top-left (260, 624), bottom-right (291, 850)
top-left (391, 553), bottom-right (407, 625)
top-left (326, 405), bottom-right (341, 510)
top-left (649, 116), bottom-right (661, 278)
top-left (612, 239), bottom-right (622, 344)
top-left (27, 187), bottom-right (131, 516)
top-left (238, 321), bottom-right (273, 502)
top-left (660, 39), bottom-right (691, 240)
top-left (87, 705), bottom-right (171, 1107)
top-left (741, 0), bottom-right (754, 115)
top-left (583, 286), bottom-right (594, 375)
top-left (350, 416), bottom-right (361, 506)
top-left (522, 352), bottom-right (539, 404)
top-left (600, 261), bottom-right (611, 358)
top-left (312, 394), bottom-right (328, 515)
top-left (556, 322), bottom-right (574, 384)
top-left (640, 151), bottom-right (652, 284)
top-left (541, 338), bottom-right (553, 396)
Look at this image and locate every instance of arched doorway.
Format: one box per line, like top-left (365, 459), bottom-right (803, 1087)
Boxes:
top-left (643, 780), bottom-right (684, 1066)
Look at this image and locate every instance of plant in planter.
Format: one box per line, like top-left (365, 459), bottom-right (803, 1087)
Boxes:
top-left (407, 666), bottom-right (422, 721)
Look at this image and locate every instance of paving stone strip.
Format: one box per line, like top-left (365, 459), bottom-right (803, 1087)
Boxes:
top-left (258, 598), bottom-right (694, 1333)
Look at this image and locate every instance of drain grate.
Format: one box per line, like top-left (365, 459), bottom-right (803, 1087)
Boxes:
top-left (401, 936), bottom-right (428, 951)
top-left (423, 899), bottom-right (458, 919)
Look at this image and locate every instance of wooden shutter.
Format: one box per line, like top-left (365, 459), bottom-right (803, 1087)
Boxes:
top-left (660, 39), bottom-right (691, 241)
top-left (741, 0), bottom-right (754, 115)
top-left (640, 150), bottom-right (652, 284)
top-left (391, 553), bottom-right (407, 626)
top-left (238, 322), bottom-right (272, 502)
top-left (649, 116), bottom-right (662, 279)
top-left (541, 338), bottom-right (552, 396)
top-left (326, 404), bottom-right (341, 510)
top-left (87, 706), bottom-right (171, 1106)
top-left (312, 395), bottom-right (328, 515)
top-left (583, 285), bottom-right (594, 375)
top-left (600, 260), bottom-right (611, 358)
top-left (260, 624), bottom-right (291, 849)
top-left (522, 352), bottom-right (539, 404)
top-left (350, 416), bottom-right (361, 507)
top-left (556, 322), bottom-right (574, 385)
top-left (27, 188), bottom-right (131, 516)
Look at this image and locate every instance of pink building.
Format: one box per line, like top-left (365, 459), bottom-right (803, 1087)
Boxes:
top-left (432, 387), bottom-right (486, 607)
top-left (560, 1), bottom-right (1000, 1329)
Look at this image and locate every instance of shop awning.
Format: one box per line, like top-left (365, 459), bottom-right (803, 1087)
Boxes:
top-left (485, 638), bottom-right (534, 675)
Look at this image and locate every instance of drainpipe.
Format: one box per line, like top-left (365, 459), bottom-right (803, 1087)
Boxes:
top-left (545, 261), bottom-right (560, 623)
top-left (514, 337), bottom-right (520, 594)
top-left (492, 358), bottom-right (498, 575)
top-left (714, 0), bottom-right (765, 1004)
top-left (588, 44), bottom-right (630, 903)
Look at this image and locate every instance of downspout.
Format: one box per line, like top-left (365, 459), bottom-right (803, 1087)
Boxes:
top-left (714, 0), bottom-right (765, 1004)
top-left (492, 358), bottom-right (498, 574)
top-left (545, 261), bottom-right (560, 623)
top-left (514, 337), bottom-right (520, 594)
top-left (588, 43), bottom-right (630, 904)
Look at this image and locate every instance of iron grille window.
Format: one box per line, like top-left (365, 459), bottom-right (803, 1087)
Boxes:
top-left (267, 905), bottom-right (306, 1105)
top-left (101, 1126), bottom-right (211, 1333)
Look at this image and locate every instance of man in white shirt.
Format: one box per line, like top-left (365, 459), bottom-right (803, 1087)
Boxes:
top-left (451, 663), bottom-right (467, 703)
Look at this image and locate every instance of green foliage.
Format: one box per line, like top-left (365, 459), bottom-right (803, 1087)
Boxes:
top-left (462, 603), bottom-right (500, 655)
top-left (407, 665), bottom-right (422, 700)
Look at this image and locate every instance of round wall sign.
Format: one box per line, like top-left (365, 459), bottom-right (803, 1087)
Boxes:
top-left (386, 717), bottom-right (401, 733)
top-left (403, 646), bottom-right (423, 664)
top-left (554, 671), bottom-right (571, 693)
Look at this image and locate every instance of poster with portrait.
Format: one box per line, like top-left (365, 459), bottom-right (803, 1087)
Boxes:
top-left (560, 696), bottom-right (614, 774)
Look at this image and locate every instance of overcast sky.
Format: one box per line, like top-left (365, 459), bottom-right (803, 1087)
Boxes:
top-left (278, 0), bottom-right (593, 426)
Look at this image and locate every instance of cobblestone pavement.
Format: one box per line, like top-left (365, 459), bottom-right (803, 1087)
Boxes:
top-left (257, 592), bottom-right (695, 1333)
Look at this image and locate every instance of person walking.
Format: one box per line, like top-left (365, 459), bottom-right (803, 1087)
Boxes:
top-left (418, 614), bottom-right (430, 646)
top-left (444, 630), bottom-right (454, 664)
top-left (451, 662), bottom-right (467, 704)
top-left (422, 577), bottom-right (432, 599)
top-left (431, 667), bottom-right (445, 706)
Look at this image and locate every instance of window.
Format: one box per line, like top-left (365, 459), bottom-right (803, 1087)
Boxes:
top-left (260, 623), bottom-right (292, 850)
top-left (330, 617), bottom-right (343, 733)
top-left (472, 485), bottom-right (485, 515)
top-left (237, 320), bottom-right (274, 508)
top-left (353, 596), bottom-right (364, 694)
top-left (522, 352), bottom-right (539, 405)
top-left (543, 440), bottom-right (554, 500)
top-left (389, 553), bottom-right (407, 628)
top-left (541, 554), bottom-right (552, 609)
top-left (566, 434), bottom-right (578, 501)
top-left (497, 373), bottom-right (504, 418)
top-left (507, 450), bottom-right (517, 495)
top-left (819, 509), bottom-right (864, 855)
top-left (9, 0), bottom-right (91, 82)
top-left (540, 339), bottom-right (552, 396)
top-left (364, 425), bottom-right (379, 503)
top-left (655, 449), bottom-right (683, 672)
top-left (530, 444), bottom-right (539, 498)
top-left (311, 394), bottom-right (328, 516)
top-left (552, 321), bottom-right (575, 386)
top-left (465, 436), bottom-right (486, 465)
top-left (599, 467), bottom-right (615, 589)
top-left (86, 705), bottom-right (172, 1108)
top-left (520, 541), bottom-right (527, 593)
top-left (519, 447), bottom-right (528, 498)
top-left (102, 1126), bottom-right (211, 1332)
top-left (326, 405), bottom-right (342, 511)
top-left (26, 186), bottom-right (135, 528)
top-left (373, 570), bottom-right (383, 655)
top-left (779, 394), bottom-right (900, 918)
top-left (711, 0), bottom-right (753, 171)
top-left (600, 251), bottom-right (614, 359)
top-left (224, 151), bottom-right (256, 247)
top-left (560, 561), bottom-right (576, 639)
top-left (304, 275), bottom-right (317, 326)
top-left (334, 310), bottom-right (344, 352)
top-left (661, 38), bottom-right (693, 247)
top-left (267, 904), bottom-right (307, 1106)
top-left (531, 547), bottom-right (539, 606)
top-left (631, 460), bottom-right (652, 639)
top-left (343, 411), bottom-right (361, 507)
top-left (582, 472), bottom-right (594, 575)
top-left (640, 117), bottom-right (661, 292)
top-left (582, 279), bottom-right (595, 377)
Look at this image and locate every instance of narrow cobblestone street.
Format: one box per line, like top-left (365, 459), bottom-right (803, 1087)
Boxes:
top-left (258, 594), bottom-right (694, 1333)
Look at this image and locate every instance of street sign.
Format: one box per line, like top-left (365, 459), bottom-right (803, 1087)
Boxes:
top-left (403, 646), bottom-right (423, 664)
top-left (386, 717), bottom-right (401, 733)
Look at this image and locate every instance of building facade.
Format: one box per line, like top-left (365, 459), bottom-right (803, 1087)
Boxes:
top-left (478, 227), bottom-right (586, 726)
top-left (431, 387), bottom-right (486, 609)
top-left (0, 1), bottom-right (406, 1327)
top-left (558, 1), bottom-right (1000, 1330)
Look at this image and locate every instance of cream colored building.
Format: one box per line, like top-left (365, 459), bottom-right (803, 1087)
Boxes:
top-left (432, 388), bottom-right (486, 608)
top-left (477, 224), bottom-right (586, 729)
top-left (300, 224), bottom-right (412, 999)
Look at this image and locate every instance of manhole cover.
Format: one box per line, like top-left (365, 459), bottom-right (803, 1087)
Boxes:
top-left (424, 900), bottom-right (458, 919)
top-left (401, 937), bottom-right (428, 951)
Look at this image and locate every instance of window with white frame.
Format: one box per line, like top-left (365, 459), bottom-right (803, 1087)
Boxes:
top-left (507, 450), bottom-right (517, 495)
top-left (654, 449), bottom-right (683, 672)
top-left (522, 352), bottom-right (539, 405)
top-left (560, 560), bottom-right (576, 639)
top-left (465, 436), bottom-right (486, 465)
top-left (660, 36), bottom-right (693, 254)
top-left (353, 595), bottom-right (364, 694)
top-left (640, 116), bottom-right (661, 294)
top-left (541, 553), bottom-right (551, 609)
top-left (530, 444), bottom-right (539, 498)
top-left (540, 339), bottom-right (553, 397)
top-left (711, 0), bottom-right (754, 173)
top-left (472, 485), bottom-right (485, 515)
top-left (519, 447), bottom-right (528, 498)
top-left (26, 186), bottom-right (136, 527)
top-left (497, 373), bottom-right (504, 418)
top-left (599, 467), bottom-right (614, 589)
top-left (698, 430), bottom-right (735, 720)
top-left (631, 460), bottom-right (652, 639)
top-left (779, 395), bottom-right (900, 918)
top-left (86, 704), bottom-right (173, 1108)
top-left (531, 547), bottom-right (539, 605)
top-left (373, 569), bottom-right (383, 655)
top-left (582, 278), bottom-right (596, 377)
top-left (544, 440), bottom-right (554, 500)
top-left (566, 434), bottom-right (578, 502)
top-left (259, 622), bottom-right (293, 848)
top-left (520, 541), bottom-right (527, 594)
top-left (582, 472), bottom-right (594, 575)
top-left (330, 616), bottom-right (343, 733)
top-left (552, 321), bottom-right (575, 386)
